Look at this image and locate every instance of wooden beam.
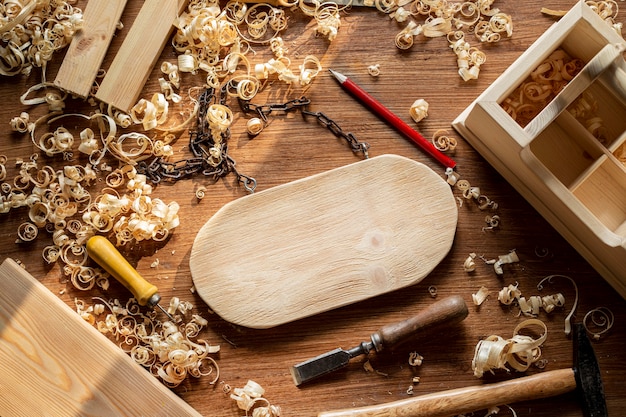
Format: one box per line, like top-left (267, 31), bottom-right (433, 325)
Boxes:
top-left (95, 0), bottom-right (189, 113)
top-left (54, 0), bottom-right (128, 98)
top-left (0, 259), bottom-right (203, 416)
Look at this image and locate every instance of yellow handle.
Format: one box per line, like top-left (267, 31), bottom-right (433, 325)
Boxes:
top-left (86, 236), bottom-right (159, 307)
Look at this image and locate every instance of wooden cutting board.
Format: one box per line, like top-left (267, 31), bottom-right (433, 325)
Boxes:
top-left (190, 154), bottom-right (458, 329)
top-left (0, 258), bottom-right (203, 417)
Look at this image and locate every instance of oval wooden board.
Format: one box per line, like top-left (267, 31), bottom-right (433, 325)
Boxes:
top-left (190, 154), bottom-right (458, 328)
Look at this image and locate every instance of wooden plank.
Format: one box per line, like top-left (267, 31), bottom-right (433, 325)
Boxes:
top-left (54, 0), bottom-right (128, 98)
top-left (95, 0), bottom-right (189, 112)
top-left (189, 155), bottom-right (458, 329)
top-left (0, 258), bottom-right (203, 417)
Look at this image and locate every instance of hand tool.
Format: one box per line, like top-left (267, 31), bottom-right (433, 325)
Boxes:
top-left (329, 69), bottom-right (456, 169)
top-left (318, 322), bottom-right (607, 417)
top-left (86, 235), bottom-right (175, 321)
top-left (290, 295), bottom-right (469, 386)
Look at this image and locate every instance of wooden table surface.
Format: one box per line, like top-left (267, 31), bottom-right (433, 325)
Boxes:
top-left (1, 0), bottom-right (625, 416)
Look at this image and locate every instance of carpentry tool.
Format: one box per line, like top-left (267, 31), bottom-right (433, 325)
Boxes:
top-left (290, 295), bottom-right (469, 386)
top-left (86, 235), bottom-right (174, 321)
top-left (190, 155), bottom-right (458, 329)
top-left (318, 322), bottom-right (607, 417)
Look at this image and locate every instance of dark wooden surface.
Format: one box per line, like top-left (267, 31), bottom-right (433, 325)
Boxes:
top-left (1, 1), bottom-right (625, 416)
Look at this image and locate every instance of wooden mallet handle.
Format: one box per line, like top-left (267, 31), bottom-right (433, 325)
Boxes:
top-left (318, 368), bottom-right (577, 417)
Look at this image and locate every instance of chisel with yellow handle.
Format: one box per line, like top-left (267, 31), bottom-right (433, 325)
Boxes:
top-left (86, 235), bottom-right (175, 321)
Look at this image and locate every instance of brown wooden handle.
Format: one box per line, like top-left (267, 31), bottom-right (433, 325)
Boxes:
top-left (373, 295), bottom-right (468, 351)
top-left (318, 368), bottom-right (577, 417)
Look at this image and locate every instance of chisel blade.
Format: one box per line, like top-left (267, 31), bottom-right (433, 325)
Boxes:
top-left (290, 296), bottom-right (469, 386)
top-left (290, 348), bottom-right (354, 386)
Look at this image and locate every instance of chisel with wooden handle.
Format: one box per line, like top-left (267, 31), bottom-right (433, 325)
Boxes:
top-left (290, 295), bottom-right (469, 386)
top-left (317, 323), bottom-right (607, 417)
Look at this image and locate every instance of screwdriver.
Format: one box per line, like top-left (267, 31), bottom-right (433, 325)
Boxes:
top-left (86, 235), bottom-right (175, 322)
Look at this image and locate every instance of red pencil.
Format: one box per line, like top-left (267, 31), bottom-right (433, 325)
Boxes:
top-left (329, 69), bottom-right (456, 169)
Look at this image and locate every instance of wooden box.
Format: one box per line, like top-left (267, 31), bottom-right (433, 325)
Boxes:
top-left (453, 1), bottom-right (626, 298)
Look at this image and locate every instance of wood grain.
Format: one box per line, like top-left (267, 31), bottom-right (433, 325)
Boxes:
top-left (0, 259), bottom-right (202, 417)
top-left (95, 0), bottom-right (189, 112)
top-left (190, 155), bottom-right (457, 328)
top-left (317, 368), bottom-right (577, 417)
top-left (54, 0), bottom-right (128, 98)
top-left (1, 0), bottom-right (625, 416)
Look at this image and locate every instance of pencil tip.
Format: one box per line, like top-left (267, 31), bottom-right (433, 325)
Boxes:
top-left (328, 68), bottom-right (346, 83)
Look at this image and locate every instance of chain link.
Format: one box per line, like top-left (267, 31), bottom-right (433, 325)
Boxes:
top-left (301, 109), bottom-right (370, 158)
top-left (240, 96), bottom-right (370, 159)
top-left (137, 87), bottom-right (258, 193)
top-left (136, 90), bottom-right (369, 193)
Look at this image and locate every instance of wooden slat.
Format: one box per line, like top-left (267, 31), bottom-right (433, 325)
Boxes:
top-left (0, 258), bottom-right (203, 417)
top-left (54, 0), bottom-right (128, 98)
top-left (95, 0), bottom-right (189, 112)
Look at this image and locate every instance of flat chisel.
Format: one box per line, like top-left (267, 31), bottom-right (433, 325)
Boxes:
top-left (290, 295), bottom-right (468, 386)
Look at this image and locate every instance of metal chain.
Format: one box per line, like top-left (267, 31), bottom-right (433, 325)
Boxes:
top-left (137, 87), bottom-right (257, 193)
top-left (301, 108), bottom-right (370, 158)
top-left (239, 96), bottom-right (370, 159)
top-left (136, 90), bottom-right (369, 193)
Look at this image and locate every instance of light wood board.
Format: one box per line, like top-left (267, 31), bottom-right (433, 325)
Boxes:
top-left (95, 0), bottom-right (189, 112)
top-left (54, 0), bottom-right (128, 98)
top-left (0, 258), bottom-right (203, 417)
top-left (190, 154), bottom-right (458, 329)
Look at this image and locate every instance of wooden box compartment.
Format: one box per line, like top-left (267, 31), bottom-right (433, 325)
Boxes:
top-left (453, 0), bottom-right (626, 298)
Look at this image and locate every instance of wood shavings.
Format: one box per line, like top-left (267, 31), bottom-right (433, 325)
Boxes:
top-left (0, 0), bottom-right (84, 77)
top-left (472, 319), bottom-right (548, 378)
top-left (195, 186), bottom-right (207, 200)
top-left (10, 112), bottom-right (32, 133)
top-left (567, 91), bottom-right (608, 144)
top-left (546, 1), bottom-right (622, 35)
top-left (408, 351), bottom-right (424, 366)
top-left (472, 286), bottom-right (490, 306)
top-left (432, 129), bottom-right (457, 152)
top-left (428, 285), bottom-right (438, 297)
top-left (16, 221), bottom-right (38, 242)
top-left (367, 64), bottom-right (381, 77)
top-left (448, 31), bottom-right (485, 81)
top-left (81, 296), bottom-right (220, 388)
top-left (499, 281), bottom-right (566, 320)
top-left (583, 307), bottom-right (614, 340)
top-left (407, 376), bottom-right (420, 395)
top-left (246, 117), bottom-right (265, 136)
top-left (385, 0), bottom-right (512, 81)
top-left (130, 93), bottom-right (170, 131)
top-left (501, 49), bottom-right (584, 127)
top-left (230, 380), bottom-right (281, 417)
top-left (537, 274), bottom-right (578, 335)
top-left (492, 250), bottom-right (519, 275)
top-left (0, 128), bottom-right (181, 291)
top-left (463, 253), bottom-right (477, 272)
top-left (452, 177), bottom-right (498, 212)
top-left (20, 82), bottom-right (67, 113)
top-left (409, 99), bottom-right (429, 123)
top-left (483, 214), bottom-right (500, 231)
top-left (311, 2), bottom-right (342, 41)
